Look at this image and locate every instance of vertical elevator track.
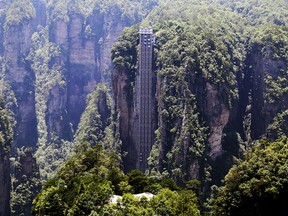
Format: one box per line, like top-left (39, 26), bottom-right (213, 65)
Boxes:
top-left (138, 27), bottom-right (155, 171)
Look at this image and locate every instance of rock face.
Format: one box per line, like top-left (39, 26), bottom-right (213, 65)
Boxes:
top-left (47, 12), bottom-right (129, 137)
top-left (112, 25), bottom-right (288, 187)
top-left (249, 45), bottom-right (287, 140)
top-left (113, 68), bottom-right (139, 172)
top-left (46, 85), bottom-right (70, 141)
top-left (100, 13), bottom-right (127, 80)
top-left (0, 152), bottom-right (11, 216)
top-left (0, 2), bottom-right (131, 214)
top-left (0, 152), bottom-right (10, 216)
top-left (4, 21), bottom-right (38, 148)
top-left (1, 5), bottom-right (130, 150)
top-left (67, 14), bottom-right (100, 130)
top-left (205, 83), bottom-right (230, 160)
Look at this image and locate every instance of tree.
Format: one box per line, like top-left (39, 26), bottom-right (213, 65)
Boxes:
top-left (127, 170), bottom-right (149, 194)
top-left (32, 145), bottom-right (123, 216)
top-left (150, 188), bottom-right (200, 216)
top-left (4, 0), bottom-right (36, 30)
top-left (211, 138), bottom-right (288, 216)
top-left (0, 98), bottom-right (13, 216)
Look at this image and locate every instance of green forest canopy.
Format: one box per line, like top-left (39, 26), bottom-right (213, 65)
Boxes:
top-left (211, 138), bottom-right (288, 215)
top-left (32, 144), bottom-right (201, 216)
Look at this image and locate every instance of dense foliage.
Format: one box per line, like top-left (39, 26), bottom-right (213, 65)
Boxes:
top-left (105, 188), bottom-right (200, 216)
top-left (112, 0), bottom-right (288, 186)
top-left (32, 145), bottom-right (122, 215)
top-left (0, 97), bottom-right (13, 216)
top-left (28, 25), bottom-right (68, 179)
top-left (0, 97), bottom-right (12, 159)
top-left (4, 0), bottom-right (36, 30)
top-left (10, 148), bottom-right (41, 216)
top-left (47, 0), bottom-right (158, 23)
top-left (74, 83), bottom-right (114, 152)
top-left (33, 145), bottom-right (200, 216)
top-left (111, 24), bottom-right (139, 108)
top-left (211, 138), bottom-right (288, 215)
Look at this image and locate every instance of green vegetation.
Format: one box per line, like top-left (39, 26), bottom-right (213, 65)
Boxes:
top-left (47, 0), bottom-right (69, 23)
top-left (73, 83), bottom-right (114, 152)
top-left (33, 144), bottom-right (200, 215)
top-left (0, 97), bottom-right (12, 216)
top-left (210, 138), bottom-right (288, 215)
top-left (267, 110), bottom-right (288, 139)
top-left (0, 1), bottom-right (9, 25)
top-left (0, 57), bottom-right (17, 127)
top-left (5, 0), bottom-right (36, 30)
top-left (0, 97), bottom-right (12, 159)
top-left (10, 148), bottom-right (41, 216)
top-left (105, 188), bottom-right (200, 216)
top-left (111, 25), bottom-right (139, 109)
top-left (28, 26), bottom-right (68, 179)
top-left (255, 26), bottom-right (288, 104)
top-left (47, 0), bottom-right (158, 23)
top-left (32, 145), bottom-right (121, 216)
top-left (112, 0), bottom-right (288, 185)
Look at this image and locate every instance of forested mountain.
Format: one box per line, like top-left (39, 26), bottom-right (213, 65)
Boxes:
top-left (0, 0), bottom-right (157, 214)
top-left (113, 0), bottom-right (288, 185)
top-left (0, 0), bottom-right (287, 215)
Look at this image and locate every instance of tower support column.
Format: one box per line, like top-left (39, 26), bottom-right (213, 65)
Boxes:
top-left (138, 27), bottom-right (154, 171)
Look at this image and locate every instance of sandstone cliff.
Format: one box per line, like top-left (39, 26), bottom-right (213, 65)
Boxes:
top-left (4, 21), bottom-right (38, 149)
top-left (1, 1), bottom-right (132, 180)
top-left (112, 23), bottom-right (288, 187)
top-left (0, 1), bottom-right (142, 214)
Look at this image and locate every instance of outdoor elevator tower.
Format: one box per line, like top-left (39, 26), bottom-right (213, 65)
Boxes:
top-left (138, 27), bottom-right (155, 171)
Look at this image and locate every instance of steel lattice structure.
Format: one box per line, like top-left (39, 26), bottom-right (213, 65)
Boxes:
top-left (138, 27), bottom-right (154, 171)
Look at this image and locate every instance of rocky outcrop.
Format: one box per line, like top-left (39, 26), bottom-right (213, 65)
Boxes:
top-left (47, 20), bottom-right (70, 142)
top-left (100, 13), bottom-right (127, 80)
top-left (67, 14), bottom-right (100, 130)
top-left (0, 21), bottom-right (4, 54)
top-left (48, 12), bottom-right (129, 134)
top-left (4, 21), bottom-right (38, 148)
top-left (113, 69), bottom-right (139, 172)
top-left (1, 6), bottom-right (130, 148)
top-left (50, 20), bottom-right (69, 57)
top-left (249, 45), bottom-right (287, 140)
top-left (46, 85), bottom-right (71, 141)
top-left (0, 3), bottom-right (133, 213)
top-left (205, 83), bottom-right (230, 160)
top-left (31, 0), bottom-right (46, 30)
top-left (112, 24), bottom-right (288, 189)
